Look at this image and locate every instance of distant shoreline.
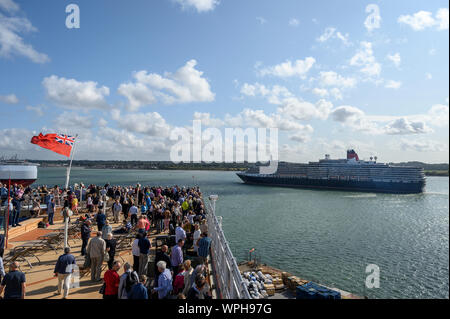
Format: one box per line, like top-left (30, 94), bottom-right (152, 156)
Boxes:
top-left (424, 170), bottom-right (449, 177)
top-left (36, 164), bottom-right (449, 176)
top-left (39, 165), bottom-right (248, 171)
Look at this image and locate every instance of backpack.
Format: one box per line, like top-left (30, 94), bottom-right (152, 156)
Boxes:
top-left (38, 221), bottom-right (47, 229)
top-left (173, 272), bottom-right (185, 294)
top-left (125, 271), bottom-right (138, 293)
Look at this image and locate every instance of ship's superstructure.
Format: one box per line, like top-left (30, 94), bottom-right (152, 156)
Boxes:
top-left (237, 150), bottom-right (425, 194)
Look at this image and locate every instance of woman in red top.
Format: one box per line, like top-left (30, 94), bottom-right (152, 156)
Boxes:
top-left (103, 261), bottom-right (121, 299)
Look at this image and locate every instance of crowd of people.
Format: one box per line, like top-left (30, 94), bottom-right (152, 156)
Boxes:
top-left (0, 183), bottom-right (79, 228)
top-left (0, 184), bottom-right (213, 300)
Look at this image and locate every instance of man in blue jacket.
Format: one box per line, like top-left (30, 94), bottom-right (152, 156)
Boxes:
top-left (80, 220), bottom-right (91, 256)
top-left (96, 211), bottom-right (106, 232)
top-left (11, 195), bottom-right (24, 227)
top-left (47, 197), bottom-right (55, 225)
top-left (128, 274), bottom-right (148, 299)
top-left (54, 247), bottom-right (76, 299)
top-left (152, 260), bottom-right (172, 299)
top-left (137, 233), bottom-right (151, 277)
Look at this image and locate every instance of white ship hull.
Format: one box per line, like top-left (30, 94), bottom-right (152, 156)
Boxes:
top-left (0, 163), bottom-right (38, 186)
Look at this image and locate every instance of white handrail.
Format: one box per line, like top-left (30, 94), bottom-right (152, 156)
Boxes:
top-left (206, 198), bottom-right (251, 299)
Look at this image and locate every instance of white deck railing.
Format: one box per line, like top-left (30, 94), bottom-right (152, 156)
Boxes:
top-left (206, 196), bottom-right (251, 299)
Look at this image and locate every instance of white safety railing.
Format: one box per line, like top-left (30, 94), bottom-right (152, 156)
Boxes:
top-left (206, 195), bottom-right (251, 299)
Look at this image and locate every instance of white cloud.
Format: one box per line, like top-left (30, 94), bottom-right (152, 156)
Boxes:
top-left (117, 82), bottom-right (156, 111)
top-left (316, 27), bottom-right (351, 46)
top-left (398, 11), bottom-right (435, 30)
top-left (289, 18), bottom-right (299, 27)
top-left (118, 59), bottom-right (215, 111)
top-left (330, 104), bottom-right (437, 136)
top-left (0, 0), bottom-right (19, 12)
top-left (350, 41), bottom-right (381, 77)
top-left (436, 8), bottom-right (449, 30)
top-left (239, 81), bottom-right (334, 121)
top-left (193, 112), bottom-right (225, 127)
top-left (312, 88), bottom-right (328, 98)
top-left (98, 127), bottom-right (145, 150)
top-left (335, 31), bottom-right (351, 46)
top-left (330, 106), bottom-right (383, 134)
top-left (330, 105), bottom-right (364, 123)
top-left (384, 118), bottom-right (432, 135)
top-left (54, 112), bottom-right (93, 132)
top-left (397, 138), bottom-right (448, 152)
top-left (0, 2), bottom-right (50, 63)
top-left (174, 0), bottom-right (219, 13)
top-left (385, 80), bottom-right (402, 89)
top-left (317, 27), bottom-right (335, 42)
top-left (115, 111), bottom-right (171, 138)
top-left (80, 128), bottom-right (171, 160)
top-left (387, 53), bottom-right (401, 68)
top-left (111, 108), bottom-right (121, 121)
top-left (318, 71), bottom-right (357, 88)
top-left (426, 73), bottom-right (433, 80)
top-left (240, 83), bottom-right (293, 104)
top-left (25, 105), bottom-right (43, 116)
top-left (398, 8), bottom-right (449, 31)
top-left (289, 130), bottom-right (313, 143)
top-left (240, 82), bottom-right (268, 97)
top-left (235, 108), bottom-right (315, 132)
top-left (277, 98), bottom-right (333, 121)
top-left (0, 128), bottom-right (35, 152)
top-left (427, 103), bottom-right (449, 126)
top-left (98, 118), bottom-right (108, 127)
top-left (43, 75), bottom-right (110, 110)
top-left (259, 57), bottom-right (316, 78)
top-left (366, 99), bottom-right (449, 130)
top-left (330, 88), bottom-right (343, 100)
top-left (0, 93), bottom-right (18, 104)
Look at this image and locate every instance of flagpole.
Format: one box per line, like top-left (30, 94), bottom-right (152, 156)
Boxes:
top-left (4, 174), bottom-right (11, 249)
top-left (64, 134), bottom-right (78, 250)
top-left (64, 134), bottom-right (78, 190)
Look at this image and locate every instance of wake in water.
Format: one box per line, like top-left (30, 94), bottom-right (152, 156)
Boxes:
top-left (424, 191), bottom-right (449, 196)
top-left (343, 194), bottom-right (377, 198)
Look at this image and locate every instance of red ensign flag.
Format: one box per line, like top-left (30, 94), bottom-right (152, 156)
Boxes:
top-left (30, 133), bottom-right (75, 157)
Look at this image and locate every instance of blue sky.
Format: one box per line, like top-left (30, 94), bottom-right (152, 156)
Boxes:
top-left (0, 0), bottom-right (448, 163)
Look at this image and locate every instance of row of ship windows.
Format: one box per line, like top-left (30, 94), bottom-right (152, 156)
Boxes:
top-left (249, 174), bottom-right (423, 182)
top-left (275, 170), bottom-right (423, 176)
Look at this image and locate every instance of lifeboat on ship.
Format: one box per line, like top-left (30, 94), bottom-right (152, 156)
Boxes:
top-left (0, 159), bottom-right (38, 186)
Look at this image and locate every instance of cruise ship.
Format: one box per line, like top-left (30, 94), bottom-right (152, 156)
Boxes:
top-left (0, 158), bottom-right (39, 186)
top-left (237, 150), bottom-right (426, 194)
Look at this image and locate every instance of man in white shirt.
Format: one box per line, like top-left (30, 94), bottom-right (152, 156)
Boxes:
top-left (112, 199), bottom-right (122, 224)
top-left (131, 234), bottom-right (141, 274)
top-left (175, 223), bottom-right (186, 244)
top-left (193, 224), bottom-right (202, 253)
top-left (129, 204), bottom-right (138, 226)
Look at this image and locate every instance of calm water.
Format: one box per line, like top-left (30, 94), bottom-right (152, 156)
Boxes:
top-left (36, 167), bottom-right (449, 299)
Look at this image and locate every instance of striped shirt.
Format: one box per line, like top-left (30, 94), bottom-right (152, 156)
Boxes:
top-left (170, 245), bottom-right (183, 267)
top-left (197, 237), bottom-right (212, 258)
